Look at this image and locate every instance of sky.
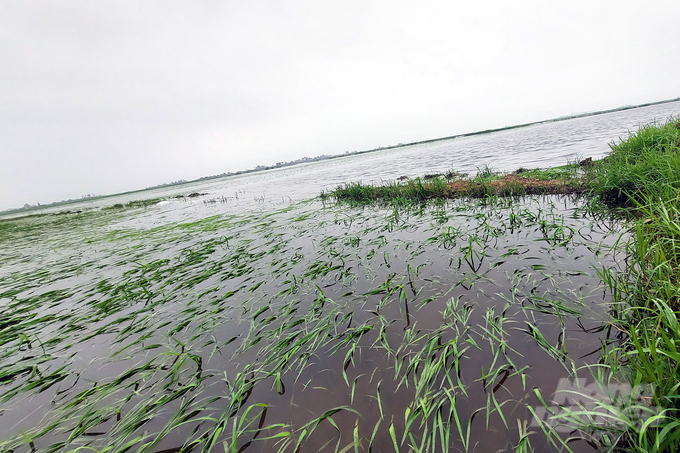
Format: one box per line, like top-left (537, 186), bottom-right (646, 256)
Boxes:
top-left (1, 1), bottom-right (679, 210)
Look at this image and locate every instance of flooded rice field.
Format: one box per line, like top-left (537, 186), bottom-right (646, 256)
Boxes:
top-left (0, 195), bottom-right (626, 452)
top-left (4, 102), bottom-right (680, 452)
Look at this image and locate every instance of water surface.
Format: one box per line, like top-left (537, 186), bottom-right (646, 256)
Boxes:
top-left (0, 102), bottom-right (670, 452)
top-left (3, 100), bottom-right (679, 223)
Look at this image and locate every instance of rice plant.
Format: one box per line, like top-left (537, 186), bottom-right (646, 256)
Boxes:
top-left (0, 177), bottom-right (628, 452)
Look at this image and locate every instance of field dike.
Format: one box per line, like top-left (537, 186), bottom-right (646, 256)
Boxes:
top-left (1, 118), bottom-right (679, 453)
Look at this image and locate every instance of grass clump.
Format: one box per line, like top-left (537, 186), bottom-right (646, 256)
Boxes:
top-left (324, 164), bottom-right (584, 206)
top-left (588, 119), bottom-right (680, 205)
top-left (513, 164), bottom-right (580, 181)
top-left (103, 198), bottom-right (163, 210)
top-left (325, 177), bottom-right (450, 205)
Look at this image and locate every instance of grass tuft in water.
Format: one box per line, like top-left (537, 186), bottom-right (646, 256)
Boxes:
top-left (324, 165), bottom-right (585, 207)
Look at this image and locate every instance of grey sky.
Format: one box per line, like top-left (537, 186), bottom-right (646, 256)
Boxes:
top-left (1, 1), bottom-right (678, 210)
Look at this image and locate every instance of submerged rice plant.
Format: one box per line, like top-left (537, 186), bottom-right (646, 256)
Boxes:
top-left (0, 193), bottom-right (625, 452)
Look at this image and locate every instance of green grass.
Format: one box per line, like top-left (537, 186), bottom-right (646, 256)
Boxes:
top-left (103, 198), bottom-right (164, 210)
top-left (513, 164), bottom-right (580, 181)
top-left (586, 118), bottom-right (680, 206)
top-left (323, 164), bottom-right (585, 206)
top-left (322, 177), bottom-right (452, 205)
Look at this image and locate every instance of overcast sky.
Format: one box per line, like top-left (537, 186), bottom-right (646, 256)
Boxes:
top-left (1, 1), bottom-right (678, 210)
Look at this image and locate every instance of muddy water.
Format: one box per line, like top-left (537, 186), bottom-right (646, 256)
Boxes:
top-left (0, 194), bottom-right (625, 452)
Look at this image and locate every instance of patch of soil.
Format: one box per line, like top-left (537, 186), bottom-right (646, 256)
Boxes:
top-left (446, 175), bottom-right (584, 197)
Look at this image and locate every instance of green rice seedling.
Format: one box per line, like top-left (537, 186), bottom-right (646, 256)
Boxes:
top-left (224, 403), bottom-right (288, 453)
top-left (514, 418), bottom-right (536, 453)
top-left (0, 183), bottom-right (631, 452)
top-left (524, 323), bottom-right (570, 366)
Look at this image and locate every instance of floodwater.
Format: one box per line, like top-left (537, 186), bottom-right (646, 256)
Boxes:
top-left (1, 196), bottom-right (624, 453)
top-left (0, 103), bottom-right (677, 453)
top-left (3, 100), bottom-right (679, 223)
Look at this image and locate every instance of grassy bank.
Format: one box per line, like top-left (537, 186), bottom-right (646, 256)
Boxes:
top-left (325, 117), bottom-right (680, 452)
top-left (322, 164), bottom-right (586, 206)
